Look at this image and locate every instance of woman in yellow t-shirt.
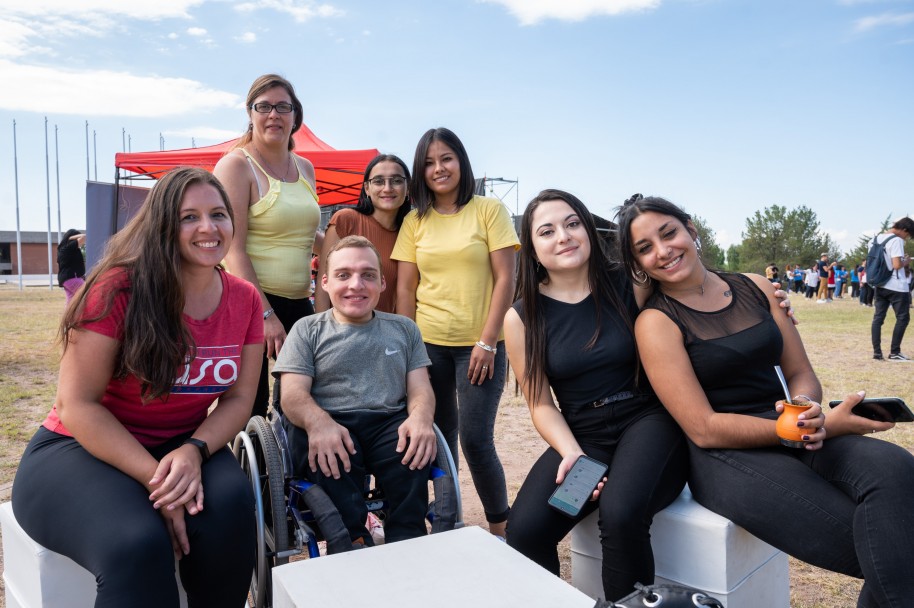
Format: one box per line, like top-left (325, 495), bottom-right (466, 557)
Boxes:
top-left (392, 128), bottom-right (519, 537)
top-left (214, 74), bottom-right (322, 417)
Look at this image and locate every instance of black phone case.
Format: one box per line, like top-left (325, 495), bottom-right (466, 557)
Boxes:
top-left (829, 398), bottom-right (914, 423)
top-left (547, 455), bottom-right (608, 518)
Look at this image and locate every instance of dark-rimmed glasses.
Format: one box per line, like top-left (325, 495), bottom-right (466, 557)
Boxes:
top-left (251, 102), bottom-right (294, 114)
top-left (367, 176), bottom-right (407, 188)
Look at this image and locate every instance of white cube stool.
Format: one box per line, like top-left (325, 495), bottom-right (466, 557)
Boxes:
top-left (1, 501), bottom-right (188, 608)
top-left (570, 486), bottom-right (789, 607)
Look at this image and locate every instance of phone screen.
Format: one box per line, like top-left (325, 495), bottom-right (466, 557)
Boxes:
top-left (547, 456), bottom-right (608, 518)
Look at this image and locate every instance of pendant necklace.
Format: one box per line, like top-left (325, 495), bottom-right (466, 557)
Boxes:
top-left (254, 146), bottom-right (293, 183)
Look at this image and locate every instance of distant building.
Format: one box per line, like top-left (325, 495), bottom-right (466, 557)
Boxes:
top-left (0, 230), bottom-right (78, 275)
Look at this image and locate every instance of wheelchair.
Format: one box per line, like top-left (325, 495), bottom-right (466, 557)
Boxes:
top-left (233, 409), bottom-right (463, 608)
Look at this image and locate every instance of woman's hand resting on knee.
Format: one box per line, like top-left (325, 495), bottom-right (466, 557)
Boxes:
top-left (148, 446), bottom-right (204, 515)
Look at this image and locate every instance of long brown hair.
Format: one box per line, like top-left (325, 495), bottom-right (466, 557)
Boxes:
top-left (233, 74), bottom-right (303, 152)
top-left (516, 189), bottom-right (632, 403)
top-left (60, 168), bottom-right (235, 401)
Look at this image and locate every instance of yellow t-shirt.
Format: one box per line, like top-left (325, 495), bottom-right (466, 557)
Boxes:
top-left (240, 150), bottom-right (320, 299)
top-left (391, 195), bottom-right (519, 346)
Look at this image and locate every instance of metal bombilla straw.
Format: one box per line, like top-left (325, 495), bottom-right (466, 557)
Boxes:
top-left (774, 366), bottom-right (792, 403)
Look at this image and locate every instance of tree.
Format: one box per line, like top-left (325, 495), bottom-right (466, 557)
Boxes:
top-left (691, 215), bottom-right (726, 269)
top-left (740, 205), bottom-right (833, 273)
top-left (725, 244), bottom-right (742, 272)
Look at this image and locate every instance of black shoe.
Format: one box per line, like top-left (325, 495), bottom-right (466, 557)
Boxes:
top-left (873, 354), bottom-right (884, 361)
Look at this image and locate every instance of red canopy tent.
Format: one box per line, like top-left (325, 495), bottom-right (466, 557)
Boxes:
top-left (114, 123), bottom-right (379, 206)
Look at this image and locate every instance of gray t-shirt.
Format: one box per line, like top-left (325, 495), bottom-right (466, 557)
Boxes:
top-left (273, 310), bottom-right (431, 414)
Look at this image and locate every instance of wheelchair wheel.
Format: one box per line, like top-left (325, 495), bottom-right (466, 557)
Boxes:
top-left (428, 423), bottom-right (463, 532)
top-left (236, 416), bottom-right (290, 607)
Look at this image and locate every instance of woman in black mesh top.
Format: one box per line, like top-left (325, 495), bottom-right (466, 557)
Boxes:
top-left (617, 194), bottom-right (914, 608)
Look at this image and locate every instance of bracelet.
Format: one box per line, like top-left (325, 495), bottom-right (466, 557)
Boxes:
top-left (263, 307), bottom-right (275, 320)
top-left (475, 340), bottom-right (497, 354)
top-left (792, 394), bottom-right (816, 404)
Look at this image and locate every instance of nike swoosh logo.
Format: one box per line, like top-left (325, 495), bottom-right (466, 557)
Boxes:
top-left (385, 348), bottom-right (399, 355)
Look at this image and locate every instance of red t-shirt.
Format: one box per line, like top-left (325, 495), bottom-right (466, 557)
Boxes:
top-left (43, 268), bottom-right (264, 447)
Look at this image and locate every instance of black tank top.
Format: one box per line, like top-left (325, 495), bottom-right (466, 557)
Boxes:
top-left (644, 272), bottom-right (784, 418)
top-left (513, 268), bottom-right (650, 412)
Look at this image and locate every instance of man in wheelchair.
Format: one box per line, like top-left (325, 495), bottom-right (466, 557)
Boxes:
top-left (273, 235), bottom-right (437, 548)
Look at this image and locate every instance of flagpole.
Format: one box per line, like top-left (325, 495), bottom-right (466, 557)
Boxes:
top-left (55, 124), bottom-right (62, 242)
top-left (45, 117), bottom-right (54, 289)
top-left (13, 120), bottom-right (23, 291)
top-left (85, 120), bottom-right (90, 180)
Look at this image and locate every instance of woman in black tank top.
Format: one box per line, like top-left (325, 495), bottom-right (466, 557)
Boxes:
top-left (504, 190), bottom-right (687, 601)
top-left (617, 194), bottom-right (914, 606)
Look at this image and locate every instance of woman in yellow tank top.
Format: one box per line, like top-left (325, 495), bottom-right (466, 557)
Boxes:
top-left (214, 74), bottom-right (322, 417)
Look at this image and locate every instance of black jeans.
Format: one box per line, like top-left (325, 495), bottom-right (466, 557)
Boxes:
top-left (871, 287), bottom-right (911, 356)
top-left (255, 293), bottom-right (314, 418)
top-left (283, 408), bottom-right (430, 545)
top-left (507, 397), bottom-right (687, 601)
top-left (424, 342), bottom-right (510, 523)
top-left (12, 427), bottom-right (255, 608)
top-left (688, 435), bottom-right (914, 608)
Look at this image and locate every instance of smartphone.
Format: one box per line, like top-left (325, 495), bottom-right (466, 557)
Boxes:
top-left (547, 455), bottom-right (609, 518)
top-left (828, 397), bottom-right (914, 423)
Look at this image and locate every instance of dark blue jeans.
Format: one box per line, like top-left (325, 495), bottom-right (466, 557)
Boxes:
top-left (507, 397), bottom-right (687, 601)
top-left (871, 287), bottom-right (911, 356)
top-left (688, 435), bottom-right (914, 608)
top-left (13, 427), bottom-right (255, 608)
top-left (283, 408), bottom-right (430, 545)
top-left (424, 342), bottom-right (510, 523)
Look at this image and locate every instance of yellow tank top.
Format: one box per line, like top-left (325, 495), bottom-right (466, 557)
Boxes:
top-left (241, 149), bottom-right (320, 299)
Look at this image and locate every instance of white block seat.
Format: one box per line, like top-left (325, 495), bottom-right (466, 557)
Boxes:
top-left (570, 486), bottom-right (790, 608)
top-left (1, 501), bottom-right (188, 608)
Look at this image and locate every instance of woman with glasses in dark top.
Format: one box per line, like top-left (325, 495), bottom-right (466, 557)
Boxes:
top-left (314, 154), bottom-right (412, 314)
top-left (214, 74), bottom-right (322, 417)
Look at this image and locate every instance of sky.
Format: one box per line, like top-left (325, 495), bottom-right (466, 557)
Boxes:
top-left (1, 0), bottom-right (912, 254)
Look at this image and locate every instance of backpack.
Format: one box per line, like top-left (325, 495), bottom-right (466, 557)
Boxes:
top-left (865, 234), bottom-right (899, 288)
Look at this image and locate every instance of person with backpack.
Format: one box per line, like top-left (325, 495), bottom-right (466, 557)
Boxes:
top-left (870, 217), bottom-right (914, 361)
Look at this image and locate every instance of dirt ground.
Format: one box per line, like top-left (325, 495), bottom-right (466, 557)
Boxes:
top-left (0, 289), bottom-right (876, 607)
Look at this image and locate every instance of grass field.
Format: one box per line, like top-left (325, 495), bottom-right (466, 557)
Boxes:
top-left (0, 285), bottom-right (911, 606)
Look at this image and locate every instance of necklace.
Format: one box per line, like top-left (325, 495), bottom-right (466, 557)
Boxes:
top-left (661, 267), bottom-right (710, 298)
top-left (253, 146), bottom-right (293, 183)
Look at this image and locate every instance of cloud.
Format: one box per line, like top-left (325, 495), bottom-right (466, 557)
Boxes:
top-left (854, 11), bottom-right (914, 31)
top-left (236, 31), bottom-right (257, 42)
top-left (0, 0), bottom-right (206, 20)
top-left (168, 31), bottom-right (179, 39)
top-left (234, 0), bottom-right (344, 23)
top-left (0, 19), bottom-right (37, 58)
top-left (478, 0), bottom-right (661, 25)
top-left (163, 127), bottom-right (241, 141)
top-left (187, 26), bottom-right (207, 36)
top-left (0, 59), bottom-right (240, 117)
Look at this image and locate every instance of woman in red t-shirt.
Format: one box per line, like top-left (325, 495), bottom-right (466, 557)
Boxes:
top-left (12, 168), bottom-right (263, 607)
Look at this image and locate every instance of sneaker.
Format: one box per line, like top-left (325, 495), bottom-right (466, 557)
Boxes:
top-left (888, 353), bottom-right (912, 362)
top-left (817, 299), bottom-right (826, 304)
top-left (873, 354), bottom-right (884, 361)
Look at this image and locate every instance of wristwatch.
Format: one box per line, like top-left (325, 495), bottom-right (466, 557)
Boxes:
top-left (183, 437), bottom-right (210, 464)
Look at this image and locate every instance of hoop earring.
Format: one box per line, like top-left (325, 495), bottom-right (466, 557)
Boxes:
top-left (632, 269), bottom-right (651, 287)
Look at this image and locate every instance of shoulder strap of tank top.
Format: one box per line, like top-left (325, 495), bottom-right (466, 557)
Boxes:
top-left (241, 148), bottom-right (265, 199)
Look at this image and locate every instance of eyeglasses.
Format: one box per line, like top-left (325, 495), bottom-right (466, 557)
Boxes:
top-left (251, 102), bottom-right (294, 114)
top-left (367, 176), bottom-right (407, 188)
